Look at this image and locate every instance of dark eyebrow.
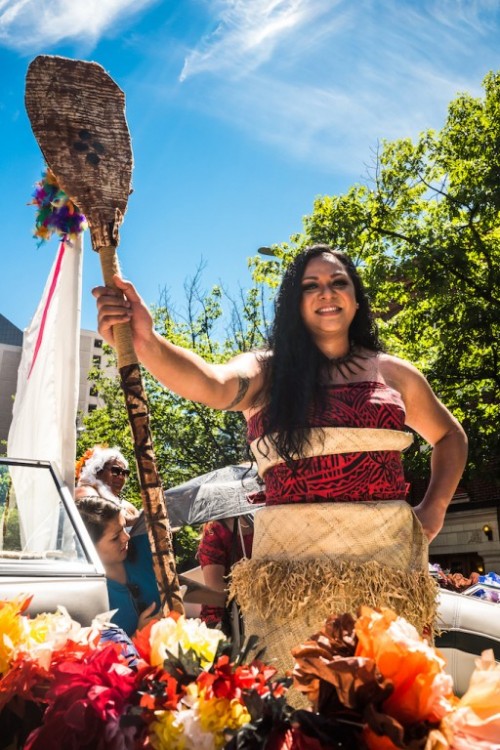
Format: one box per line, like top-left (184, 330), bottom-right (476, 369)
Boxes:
top-left (302, 271), bottom-right (347, 281)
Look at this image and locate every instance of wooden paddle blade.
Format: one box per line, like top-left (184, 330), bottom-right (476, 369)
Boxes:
top-left (25, 55), bottom-right (133, 250)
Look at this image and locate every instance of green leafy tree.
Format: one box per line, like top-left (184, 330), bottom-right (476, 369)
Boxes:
top-left (253, 71), bottom-right (500, 482)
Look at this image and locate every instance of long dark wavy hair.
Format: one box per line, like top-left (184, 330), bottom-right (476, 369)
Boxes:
top-left (257, 244), bottom-right (383, 463)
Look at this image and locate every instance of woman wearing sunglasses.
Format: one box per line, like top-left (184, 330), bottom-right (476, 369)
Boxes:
top-left (75, 444), bottom-right (139, 523)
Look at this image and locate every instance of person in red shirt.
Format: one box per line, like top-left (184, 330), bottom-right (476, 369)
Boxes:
top-left (197, 515), bottom-right (253, 632)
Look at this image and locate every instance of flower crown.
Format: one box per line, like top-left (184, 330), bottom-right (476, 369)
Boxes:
top-left (75, 448), bottom-right (95, 481)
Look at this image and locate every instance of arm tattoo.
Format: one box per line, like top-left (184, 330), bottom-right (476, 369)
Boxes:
top-left (223, 374), bottom-right (250, 410)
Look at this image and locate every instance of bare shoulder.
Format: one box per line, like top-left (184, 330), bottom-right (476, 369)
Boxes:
top-left (377, 353), bottom-right (464, 445)
top-left (74, 484), bottom-right (99, 500)
top-left (376, 353), bottom-right (428, 396)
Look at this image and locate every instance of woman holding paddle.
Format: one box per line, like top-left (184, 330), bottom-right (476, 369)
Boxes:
top-left (94, 244), bottom-right (467, 667)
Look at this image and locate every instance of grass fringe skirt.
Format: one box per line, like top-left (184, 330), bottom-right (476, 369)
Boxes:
top-left (228, 502), bottom-right (438, 680)
top-left (230, 557), bottom-right (438, 634)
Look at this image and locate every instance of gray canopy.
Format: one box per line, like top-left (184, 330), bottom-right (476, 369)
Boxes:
top-left (163, 464), bottom-right (265, 527)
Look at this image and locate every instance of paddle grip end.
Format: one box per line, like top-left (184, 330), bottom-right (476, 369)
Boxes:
top-left (89, 208), bottom-right (123, 251)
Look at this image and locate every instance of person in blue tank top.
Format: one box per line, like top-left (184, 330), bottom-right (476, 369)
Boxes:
top-left (76, 494), bottom-right (160, 635)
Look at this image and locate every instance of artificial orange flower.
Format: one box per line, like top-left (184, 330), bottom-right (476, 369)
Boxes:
top-left (74, 448), bottom-right (95, 481)
top-left (442, 649), bottom-right (500, 748)
top-left (132, 617), bottom-right (158, 663)
top-left (132, 610), bottom-right (183, 664)
top-left (355, 606), bottom-right (456, 726)
top-left (0, 654), bottom-right (51, 712)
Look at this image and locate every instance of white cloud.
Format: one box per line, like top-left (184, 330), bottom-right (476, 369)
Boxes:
top-left (0, 0), bottom-right (157, 51)
top-left (180, 0), bottom-right (340, 81)
top-left (427, 0), bottom-right (500, 34)
top-left (179, 72), bottom-right (410, 176)
top-left (173, 0), bottom-right (499, 176)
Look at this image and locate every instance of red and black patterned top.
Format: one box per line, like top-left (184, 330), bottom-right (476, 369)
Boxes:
top-left (197, 521), bottom-right (253, 569)
top-left (247, 382), bottom-right (409, 505)
top-left (197, 520), bottom-right (254, 630)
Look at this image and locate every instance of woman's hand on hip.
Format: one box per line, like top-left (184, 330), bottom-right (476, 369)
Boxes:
top-left (413, 502), bottom-right (445, 543)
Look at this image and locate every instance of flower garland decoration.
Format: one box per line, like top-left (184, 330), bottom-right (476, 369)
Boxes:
top-left (291, 606), bottom-right (500, 750)
top-left (1, 600), bottom-right (499, 750)
top-left (0, 604), bottom-right (287, 750)
top-left (31, 168), bottom-right (88, 245)
top-left (74, 448), bottom-right (95, 482)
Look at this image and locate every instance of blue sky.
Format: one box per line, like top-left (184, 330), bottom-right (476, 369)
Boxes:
top-left (1, 0), bottom-right (499, 332)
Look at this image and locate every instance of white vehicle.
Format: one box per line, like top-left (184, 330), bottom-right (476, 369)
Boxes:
top-left (0, 456), bottom-right (108, 624)
top-left (436, 584), bottom-right (500, 695)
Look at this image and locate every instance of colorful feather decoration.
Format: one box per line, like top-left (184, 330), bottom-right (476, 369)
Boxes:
top-left (31, 168), bottom-right (88, 245)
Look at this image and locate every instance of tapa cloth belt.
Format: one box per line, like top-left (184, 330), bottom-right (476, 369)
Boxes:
top-left (250, 426), bottom-right (414, 478)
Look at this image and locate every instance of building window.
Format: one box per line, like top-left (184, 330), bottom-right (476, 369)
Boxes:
top-left (89, 384), bottom-right (98, 397)
top-left (92, 355), bottom-right (101, 367)
top-left (88, 404), bottom-right (97, 413)
top-left (94, 338), bottom-right (103, 348)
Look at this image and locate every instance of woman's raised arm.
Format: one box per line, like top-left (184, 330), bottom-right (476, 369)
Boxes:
top-left (93, 276), bottom-right (264, 412)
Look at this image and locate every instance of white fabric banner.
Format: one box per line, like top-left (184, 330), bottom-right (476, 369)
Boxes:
top-left (7, 235), bottom-right (83, 550)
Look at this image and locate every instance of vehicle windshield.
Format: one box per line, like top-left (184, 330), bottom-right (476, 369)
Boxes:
top-left (0, 460), bottom-right (96, 573)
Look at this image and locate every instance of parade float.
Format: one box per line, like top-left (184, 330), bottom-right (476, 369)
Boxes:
top-left (1, 596), bottom-right (500, 750)
top-left (1, 55), bottom-right (500, 749)
top-left (1, 450), bottom-right (499, 747)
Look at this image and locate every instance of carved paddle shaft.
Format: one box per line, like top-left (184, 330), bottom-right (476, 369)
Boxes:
top-left (25, 55), bottom-right (183, 614)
